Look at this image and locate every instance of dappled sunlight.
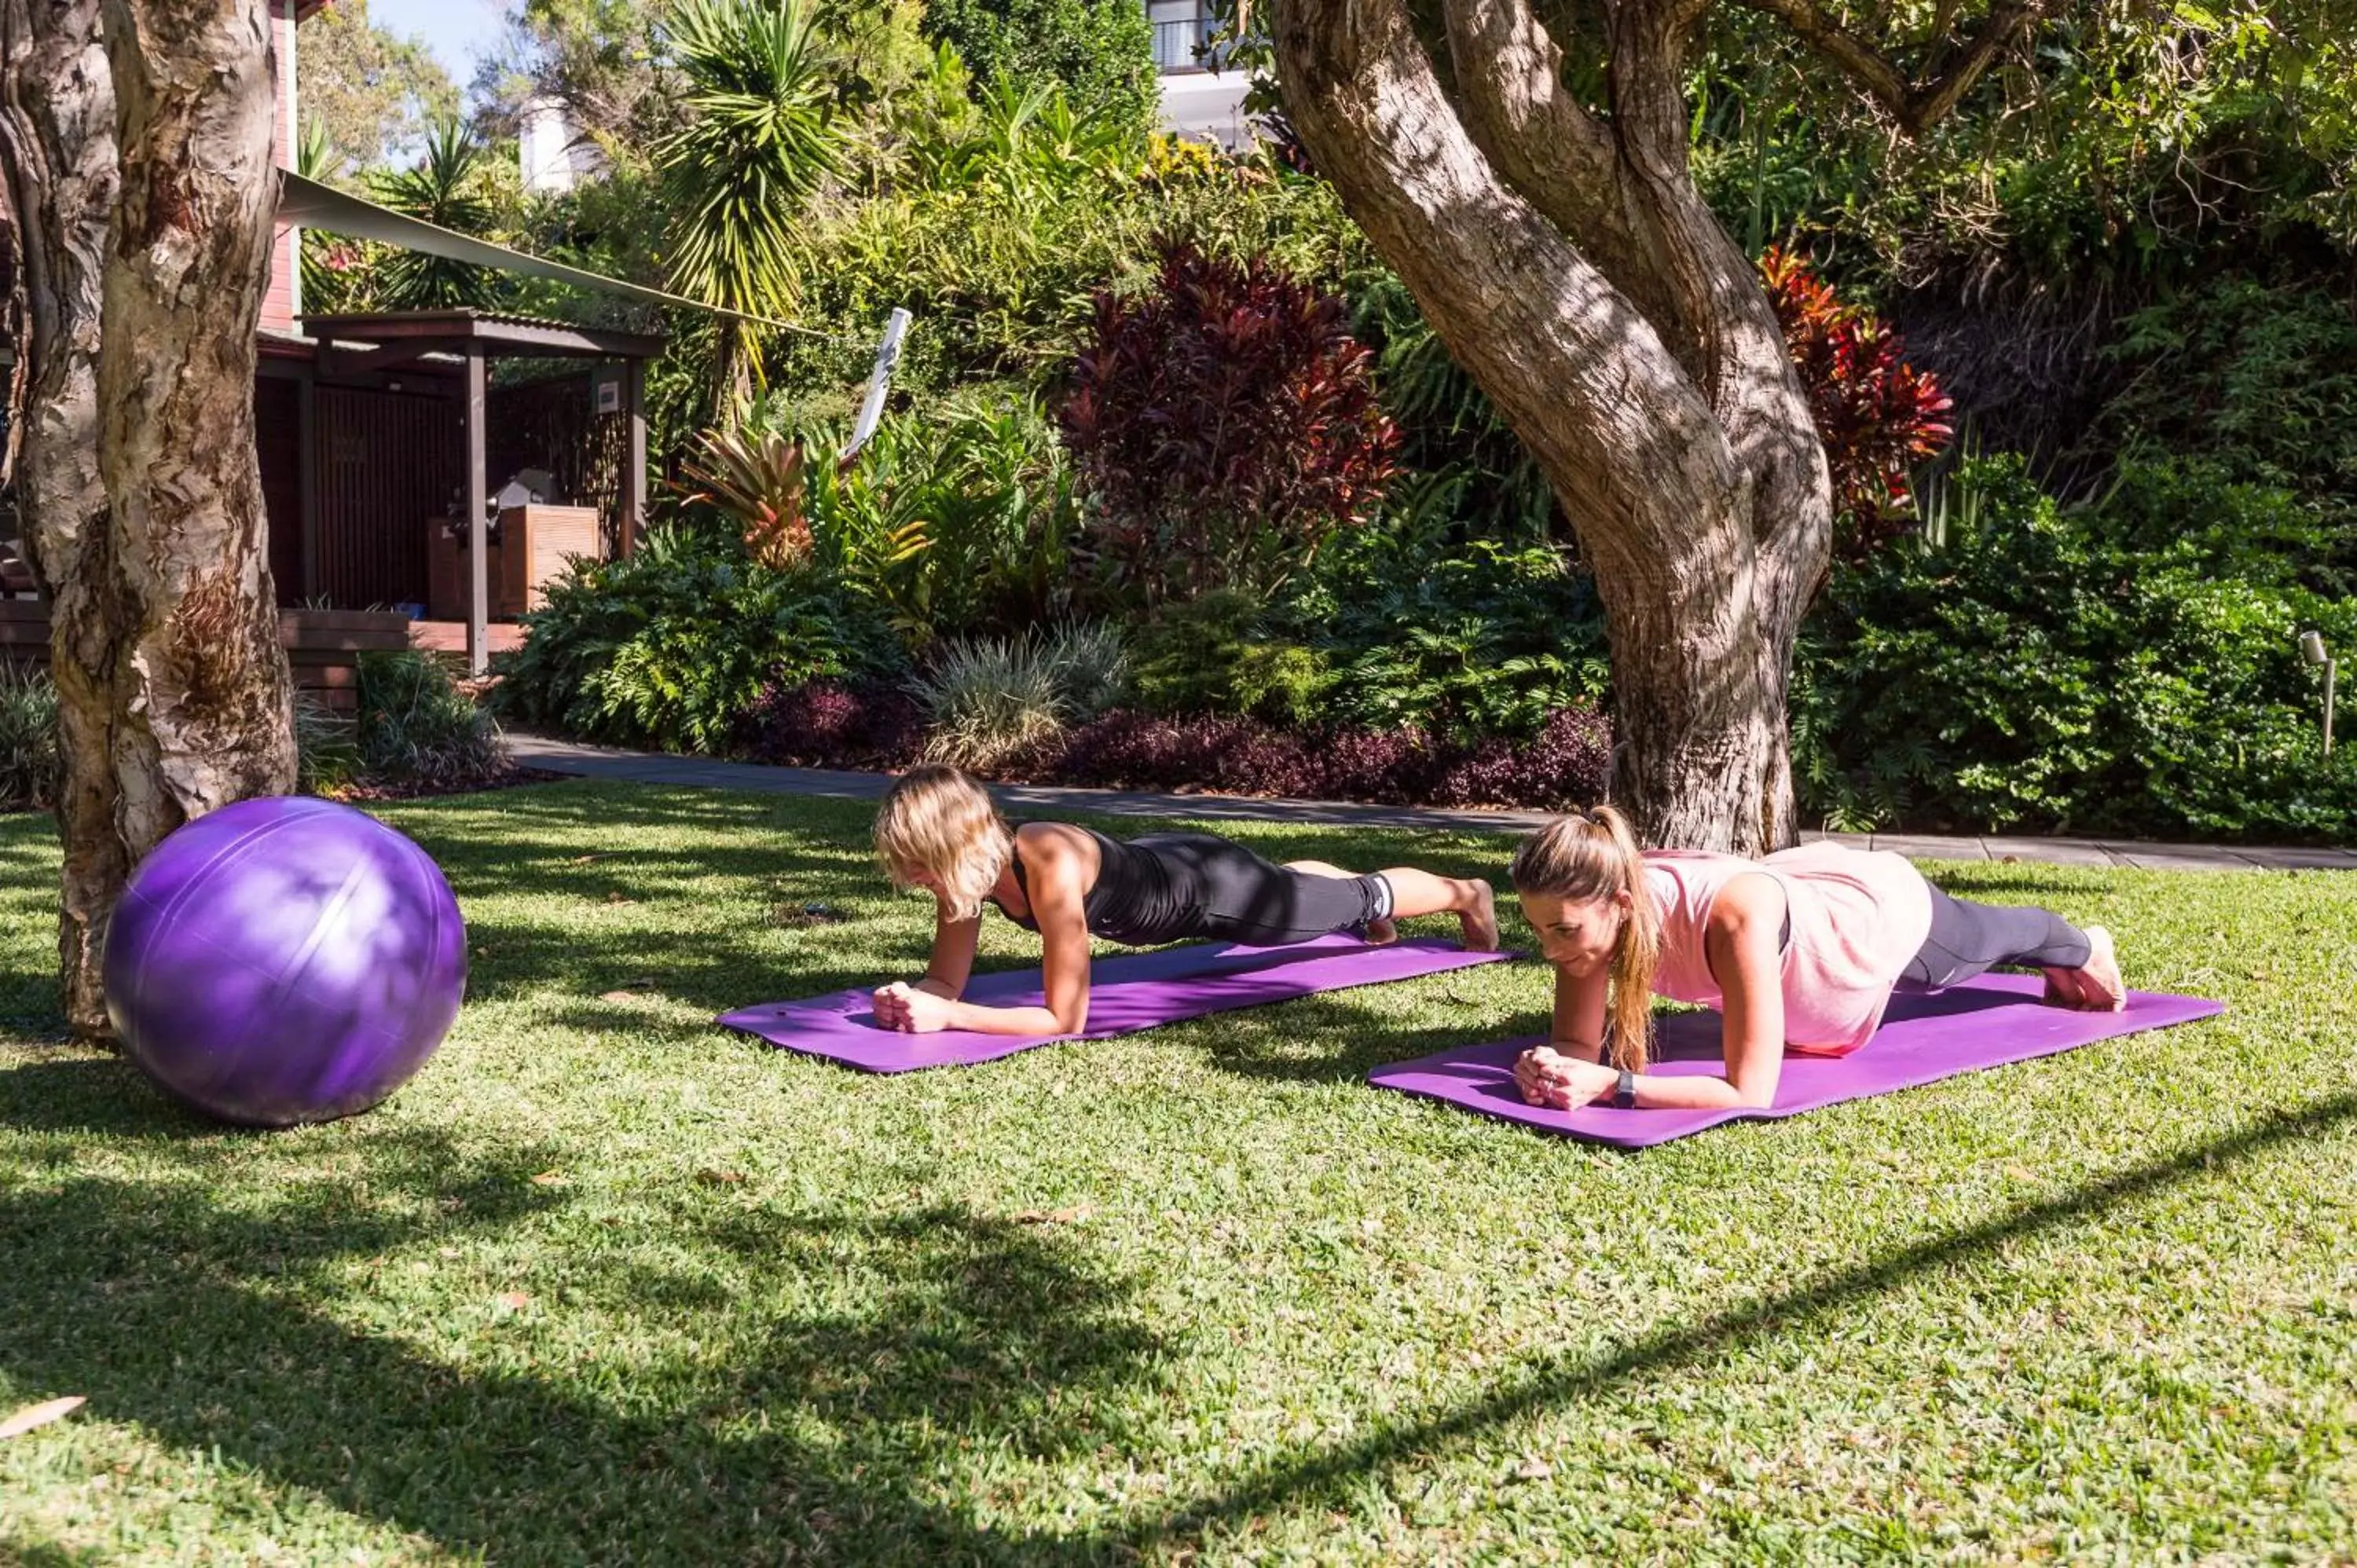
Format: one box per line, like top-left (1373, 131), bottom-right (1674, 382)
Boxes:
top-left (5, 786), bottom-right (2357, 1559)
top-left (0, 1135), bottom-right (1166, 1563)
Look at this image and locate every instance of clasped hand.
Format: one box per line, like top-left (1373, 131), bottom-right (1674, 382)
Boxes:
top-left (872, 980), bottom-right (954, 1033)
top-left (1512, 1046), bottom-right (1619, 1109)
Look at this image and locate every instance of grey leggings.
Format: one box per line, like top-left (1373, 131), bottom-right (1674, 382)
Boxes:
top-left (1897, 882), bottom-right (2092, 990)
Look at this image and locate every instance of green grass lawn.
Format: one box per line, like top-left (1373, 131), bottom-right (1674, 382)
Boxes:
top-left (2, 780), bottom-right (2354, 1564)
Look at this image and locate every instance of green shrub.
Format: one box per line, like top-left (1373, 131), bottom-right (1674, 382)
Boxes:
top-left (492, 525), bottom-right (901, 754)
top-left (911, 632), bottom-right (1069, 770)
top-left (758, 142), bottom-right (1363, 404)
top-left (909, 621), bottom-right (1128, 769)
top-left (295, 697), bottom-right (361, 797)
top-left (355, 650), bottom-right (507, 789)
top-left (3, 674), bottom-right (376, 806)
top-left (0, 665), bottom-right (60, 811)
top-left (1039, 620), bottom-right (1129, 721)
top-left (1281, 528), bottom-right (1610, 742)
top-left (799, 390), bottom-right (1081, 640)
top-left (918, 0), bottom-right (1157, 141)
top-left (2099, 280), bottom-right (2357, 572)
top-left (1796, 454), bottom-right (2357, 839)
top-left (1126, 589), bottom-right (1331, 728)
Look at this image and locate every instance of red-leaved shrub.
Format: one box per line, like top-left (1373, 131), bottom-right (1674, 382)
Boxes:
top-left (1762, 247), bottom-right (1954, 558)
top-left (1017, 705), bottom-right (1609, 810)
top-left (1060, 240), bottom-right (1400, 603)
top-left (738, 679), bottom-right (922, 769)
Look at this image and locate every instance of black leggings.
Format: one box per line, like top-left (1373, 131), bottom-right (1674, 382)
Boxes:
top-left (1146, 834), bottom-right (1395, 947)
top-left (1897, 881), bottom-right (2092, 991)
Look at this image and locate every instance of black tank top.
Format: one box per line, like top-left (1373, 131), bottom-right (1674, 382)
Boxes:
top-left (996, 824), bottom-right (1196, 947)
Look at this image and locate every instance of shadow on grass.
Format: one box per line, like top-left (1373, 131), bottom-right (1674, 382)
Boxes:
top-left (1926, 866), bottom-right (2123, 902)
top-left (1120, 1090), bottom-right (2357, 1550)
top-left (6, 1061), bottom-right (2344, 1559)
top-left (0, 1055), bottom-right (225, 1138)
top-left (0, 1119), bottom-right (1164, 1564)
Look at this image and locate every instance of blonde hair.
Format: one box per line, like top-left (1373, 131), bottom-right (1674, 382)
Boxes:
top-left (873, 764), bottom-right (1014, 921)
top-left (1508, 805), bottom-right (1662, 1072)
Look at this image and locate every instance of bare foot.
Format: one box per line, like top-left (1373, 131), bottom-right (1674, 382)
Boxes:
top-left (2072, 925), bottom-right (2127, 1012)
top-left (2040, 967), bottom-right (2088, 1008)
top-left (1363, 917), bottom-right (1399, 946)
top-left (1458, 879), bottom-right (1499, 952)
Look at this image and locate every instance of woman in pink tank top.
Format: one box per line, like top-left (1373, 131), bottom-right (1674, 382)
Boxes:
top-left (1506, 807), bottom-right (2127, 1114)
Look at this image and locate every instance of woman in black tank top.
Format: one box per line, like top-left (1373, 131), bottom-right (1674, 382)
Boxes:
top-left (867, 765), bottom-right (1499, 1038)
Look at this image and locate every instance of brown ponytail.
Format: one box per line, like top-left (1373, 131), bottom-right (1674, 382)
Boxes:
top-left (1508, 805), bottom-right (1661, 1072)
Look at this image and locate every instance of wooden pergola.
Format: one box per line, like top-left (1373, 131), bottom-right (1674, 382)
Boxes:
top-left (295, 309), bottom-right (665, 676)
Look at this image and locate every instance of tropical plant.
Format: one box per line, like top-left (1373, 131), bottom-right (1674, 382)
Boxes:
top-left (909, 632), bottom-right (1073, 770)
top-left (907, 621), bottom-right (1128, 769)
top-left (910, 73), bottom-right (1143, 202)
top-left (368, 115), bottom-right (500, 310)
top-left (676, 425), bottom-right (816, 571)
top-left (1761, 247), bottom-right (1955, 559)
top-left (1125, 588), bottom-right (1332, 729)
top-left (655, 0), bottom-right (845, 417)
top-left (739, 676), bottom-right (922, 768)
top-left (2097, 278), bottom-right (2357, 586)
top-left (293, 697), bottom-right (362, 797)
top-left (490, 525), bottom-right (901, 753)
top-left (1061, 240), bottom-right (1400, 603)
top-left (1795, 454), bottom-right (2357, 840)
top-left (1042, 703), bottom-right (1613, 809)
top-left (1038, 619), bottom-right (1129, 720)
top-left (295, 120), bottom-right (383, 315)
top-left (801, 392), bottom-right (1082, 639)
top-left (1283, 531), bottom-right (1610, 742)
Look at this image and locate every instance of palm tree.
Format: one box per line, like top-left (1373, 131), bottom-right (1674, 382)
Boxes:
top-left (369, 115), bottom-right (499, 310)
top-left (655, 0), bottom-right (843, 421)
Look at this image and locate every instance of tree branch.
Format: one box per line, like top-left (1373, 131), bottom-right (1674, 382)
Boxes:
top-left (1737, 0), bottom-right (2047, 134)
top-left (1439, 0), bottom-right (1662, 306)
top-left (1271, 0), bottom-right (1741, 573)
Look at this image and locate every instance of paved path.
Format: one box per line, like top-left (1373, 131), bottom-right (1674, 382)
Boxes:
top-left (504, 734), bottom-right (2357, 873)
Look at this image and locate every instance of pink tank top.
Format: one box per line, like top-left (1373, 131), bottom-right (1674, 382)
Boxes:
top-left (1643, 843), bottom-right (1934, 1055)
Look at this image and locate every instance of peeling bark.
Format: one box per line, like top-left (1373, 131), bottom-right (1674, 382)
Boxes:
top-left (2, 0), bottom-right (290, 1036)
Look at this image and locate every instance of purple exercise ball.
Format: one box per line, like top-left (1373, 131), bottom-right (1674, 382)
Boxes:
top-left (103, 795), bottom-right (467, 1128)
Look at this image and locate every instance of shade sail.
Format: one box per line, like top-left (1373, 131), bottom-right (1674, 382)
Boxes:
top-left (277, 170), bottom-right (835, 338)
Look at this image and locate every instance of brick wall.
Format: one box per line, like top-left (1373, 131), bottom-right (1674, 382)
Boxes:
top-left (260, 0), bottom-right (299, 334)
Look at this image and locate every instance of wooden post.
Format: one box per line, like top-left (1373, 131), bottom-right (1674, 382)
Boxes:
top-left (297, 368), bottom-right (319, 601)
top-left (464, 346), bottom-right (488, 677)
top-left (623, 356), bottom-right (647, 557)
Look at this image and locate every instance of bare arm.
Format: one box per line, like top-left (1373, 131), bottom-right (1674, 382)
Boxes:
top-left (1549, 962), bottom-right (1607, 1061)
top-left (878, 827), bottom-right (1094, 1037)
top-left (917, 907), bottom-right (981, 999)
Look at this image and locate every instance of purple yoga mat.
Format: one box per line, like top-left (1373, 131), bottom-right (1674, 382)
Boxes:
top-left (720, 933), bottom-right (1513, 1073)
top-left (1367, 973), bottom-right (2225, 1149)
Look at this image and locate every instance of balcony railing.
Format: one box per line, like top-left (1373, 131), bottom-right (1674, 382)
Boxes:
top-left (1150, 16), bottom-right (1225, 72)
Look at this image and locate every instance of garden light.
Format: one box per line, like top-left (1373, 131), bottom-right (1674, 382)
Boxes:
top-left (2300, 630), bottom-right (2336, 759)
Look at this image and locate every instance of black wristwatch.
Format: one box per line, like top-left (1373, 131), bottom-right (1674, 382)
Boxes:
top-left (1613, 1068), bottom-right (1637, 1109)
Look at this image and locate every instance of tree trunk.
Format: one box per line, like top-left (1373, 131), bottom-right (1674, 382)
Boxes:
top-left (2, 0), bottom-right (124, 1035)
top-left (1271, 0), bottom-right (1834, 853)
top-left (2, 0), bottom-right (292, 1038)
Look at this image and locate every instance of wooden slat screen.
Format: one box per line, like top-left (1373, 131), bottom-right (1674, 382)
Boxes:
top-left (315, 386), bottom-right (458, 610)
